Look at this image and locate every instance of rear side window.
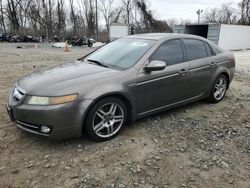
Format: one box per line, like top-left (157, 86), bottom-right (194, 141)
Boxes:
top-left (184, 39), bottom-right (207, 61)
top-left (204, 42), bottom-right (214, 57)
top-left (150, 39), bottom-right (184, 66)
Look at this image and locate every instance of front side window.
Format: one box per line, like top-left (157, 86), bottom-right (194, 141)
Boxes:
top-left (85, 38), bottom-right (155, 70)
top-left (150, 39), bottom-right (184, 66)
top-left (184, 39), bottom-right (207, 61)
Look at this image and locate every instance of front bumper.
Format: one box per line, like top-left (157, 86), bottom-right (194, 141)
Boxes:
top-left (6, 99), bottom-right (93, 140)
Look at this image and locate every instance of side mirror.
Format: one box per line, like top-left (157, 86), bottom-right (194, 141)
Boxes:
top-left (144, 60), bottom-right (166, 72)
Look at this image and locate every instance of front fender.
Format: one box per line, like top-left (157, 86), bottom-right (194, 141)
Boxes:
top-left (80, 82), bottom-right (137, 126)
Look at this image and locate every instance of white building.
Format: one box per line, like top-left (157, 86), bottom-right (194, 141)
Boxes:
top-left (174, 24), bottom-right (250, 51)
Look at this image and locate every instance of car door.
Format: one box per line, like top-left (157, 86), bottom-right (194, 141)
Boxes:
top-left (183, 39), bottom-right (216, 98)
top-left (136, 39), bottom-right (189, 114)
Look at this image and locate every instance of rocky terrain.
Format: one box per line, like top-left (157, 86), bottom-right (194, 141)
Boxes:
top-left (0, 43), bottom-right (249, 188)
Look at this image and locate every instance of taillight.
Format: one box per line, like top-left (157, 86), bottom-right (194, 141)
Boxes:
top-left (229, 54), bottom-right (235, 66)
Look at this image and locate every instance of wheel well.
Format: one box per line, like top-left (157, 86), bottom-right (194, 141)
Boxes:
top-left (220, 72), bottom-right (230, 89)
top-left (82, 94), bottom-right (134, 132)
top-left (107, 94), bottom-right (133, 121)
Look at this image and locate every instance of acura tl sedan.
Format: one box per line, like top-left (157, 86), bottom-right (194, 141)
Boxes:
top-left (6, 33), bottom-right (235, 141)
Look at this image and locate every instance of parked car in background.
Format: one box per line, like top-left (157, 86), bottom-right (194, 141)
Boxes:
top-left (9, 35), bottom-right (23, 43)
top-left (71, 36), bottom-right (95, 47)
top-left (6, 33), bottom-right (235, 141)
top-left (88, 38), bottom-right (95, 47)
top-left (8, 35), bottom-right (39, 43)
top-left (32, 37), bottom-right (40, 43)
top-left (71, 36), bottom-right (87, 46)
top-left (54, 35), bottom-right (60, 42)
top-left (0, 33), bottom-right (11, 42)
top-left (22, 35), bottom-right (34, 42)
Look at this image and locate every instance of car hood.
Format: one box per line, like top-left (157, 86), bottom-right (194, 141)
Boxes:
top-left (18, 60), bottom-right (120, 96)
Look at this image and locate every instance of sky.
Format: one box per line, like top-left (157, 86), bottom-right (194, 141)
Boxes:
top-left (149, 0), bottom-right (242, 22)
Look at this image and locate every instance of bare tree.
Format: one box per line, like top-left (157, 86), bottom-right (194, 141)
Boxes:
top-left (203, 3), bottom-right (240, 24)
top-left (220, 3), bottom-right (239, 24)
top-left (135, 0), bottom-right (171, 33)
top-left (7, 0), bottom-right (20, 34)
top-left (26, 0), bottom-right (46, 37)
top-left (238, 0), bottom-right (250, 24)
top-left (56, 0), bottom-right (65, 39)
top-left (243, 0), bottom-right (250, 24)
top-left (121, 0), bottom-right (134, 24)
top-left (166, 18), bottom-right (178, 31)
top-left (84, 0), bottom-right (95, 37)
top-left (17, 0), bottom-right (33, 35)
top-left (0, 0), bottom-right (6, 32)
top-left (203, 8), bottom-right (218, 23)
top-left (99, 0), bottom-right (121, 31)
top-left (76, 0), bottom-right (87, 36)
top-left (69, 0), bottom-right (77, 36)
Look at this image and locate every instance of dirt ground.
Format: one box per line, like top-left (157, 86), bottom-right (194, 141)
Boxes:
top-left (0, 43), bottom-right (249, 188)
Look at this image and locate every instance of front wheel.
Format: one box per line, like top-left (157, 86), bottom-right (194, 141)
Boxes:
top-left (208, 74), bottom-right (228, 103)
top-left (85, 97), bottom-right (127, 141)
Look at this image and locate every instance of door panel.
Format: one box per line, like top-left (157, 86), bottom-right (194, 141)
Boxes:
top-left (136, 62), bottom-right (189, 113)
top-left (183, 39), bottom-right (215, 97)
top-left (188, 57), bottom-right (216, 97)
top-left (135, 39), bottom-right (190, 114)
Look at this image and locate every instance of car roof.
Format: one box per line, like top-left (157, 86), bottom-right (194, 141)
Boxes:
top-left (123, 33), bottom-right (205, 41)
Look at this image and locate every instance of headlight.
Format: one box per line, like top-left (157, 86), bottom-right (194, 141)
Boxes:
top-left (26, 94), bottom-right (78, 105)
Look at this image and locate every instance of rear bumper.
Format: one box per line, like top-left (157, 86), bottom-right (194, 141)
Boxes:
top-left (7, 99), bottom-right (93, 140)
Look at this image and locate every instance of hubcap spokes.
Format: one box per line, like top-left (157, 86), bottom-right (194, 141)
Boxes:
top-left (214, 78), bottom-right (227, 100)
top-left (93, 103), bottom-right (124, 138)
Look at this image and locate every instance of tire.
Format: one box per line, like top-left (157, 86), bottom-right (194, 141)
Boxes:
top-left (84, 97), bottom-right (127, 141)
top-left (208, 74), bottom-right (228, 103)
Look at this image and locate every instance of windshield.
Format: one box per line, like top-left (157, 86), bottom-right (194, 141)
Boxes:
top-left (85, 38), bottom-right (155, 70)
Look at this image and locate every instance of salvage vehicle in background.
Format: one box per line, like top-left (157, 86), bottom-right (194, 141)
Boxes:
top-left (0, 33), bottom-right (11, 42)
top-left (6, 33), bottom-right (235, 141)
top-left (9, 35), bottom-right (23, 42)
top-left (71, 36), bottom-right (95, 47)
top-left (22, 35), bottom-right (33, 42)
top-left (9, 35), bottom-right (40, 43)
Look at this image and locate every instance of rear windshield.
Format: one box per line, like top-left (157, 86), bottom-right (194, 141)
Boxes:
top-left (85, 38), bottom-right (155, 70)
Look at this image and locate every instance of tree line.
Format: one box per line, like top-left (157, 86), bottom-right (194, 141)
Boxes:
top-left (0, 0), bottom-right (249, 42)
top-left (202, 1), bottom-right (250, 25)
top-left (0, 0), bottom-right (171, 41)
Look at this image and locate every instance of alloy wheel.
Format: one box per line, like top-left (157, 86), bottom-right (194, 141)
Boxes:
top-left (213, 77), bottom-right (227, 101)
top-left (92, 103), bottom-right (124, 138)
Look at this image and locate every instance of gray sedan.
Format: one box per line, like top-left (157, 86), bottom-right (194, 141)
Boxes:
top-left (6, 33), bottom-right (235, 141)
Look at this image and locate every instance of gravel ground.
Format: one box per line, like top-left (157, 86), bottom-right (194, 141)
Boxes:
top-left (0, 43), bottom-right (249, 188)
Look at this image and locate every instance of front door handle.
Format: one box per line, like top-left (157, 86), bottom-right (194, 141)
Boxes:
top-left (179, 69), bottom-right (188, 75)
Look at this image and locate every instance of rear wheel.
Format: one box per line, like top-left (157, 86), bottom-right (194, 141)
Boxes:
top-left (208, 74), bottom-right (228, 103)
top-left (85, 97), bottom-right (127, 141)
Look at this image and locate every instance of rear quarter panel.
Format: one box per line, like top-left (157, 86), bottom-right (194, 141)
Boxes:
top-left (210, 51), bottom-right (235, 91)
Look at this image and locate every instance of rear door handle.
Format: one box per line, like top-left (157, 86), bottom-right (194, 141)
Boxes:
top-left (210, 62), bottom-right (216, 67)
top-left (179, 69), bottom-right (188, 75)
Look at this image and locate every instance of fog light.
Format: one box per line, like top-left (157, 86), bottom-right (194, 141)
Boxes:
top-left (41, 126), bottom-right (51, 134)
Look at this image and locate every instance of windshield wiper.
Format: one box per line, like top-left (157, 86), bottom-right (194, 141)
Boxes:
top-left (87, 59), bottom-right (109, 68)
